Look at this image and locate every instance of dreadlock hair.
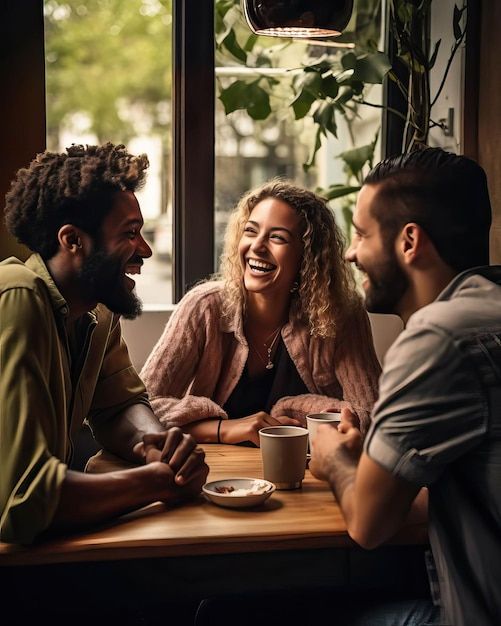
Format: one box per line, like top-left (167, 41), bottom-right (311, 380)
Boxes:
top-left (4, 142), bottom-right (149, 260)
top-left (364, 147), bottom-right (492, 272)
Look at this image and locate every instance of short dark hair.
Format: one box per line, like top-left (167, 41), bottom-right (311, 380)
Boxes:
top-left (4, 142), bottom-right (149, 260)
top-left (364, 148), bottom-right (491, 272)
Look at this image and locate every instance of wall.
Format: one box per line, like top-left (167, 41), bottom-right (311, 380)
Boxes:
top-left (428, 0), bottom-right (466, 153)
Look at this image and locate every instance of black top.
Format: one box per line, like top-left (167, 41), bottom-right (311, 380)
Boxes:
top-left (223, 338), bottom-right (309, 445)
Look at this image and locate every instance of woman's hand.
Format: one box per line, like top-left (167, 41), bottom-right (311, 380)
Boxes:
top-left (220, 412), bottom-right (301, 446)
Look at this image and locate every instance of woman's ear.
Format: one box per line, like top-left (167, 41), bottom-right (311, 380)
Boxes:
top-left (57, 225), bottom-right (83, 253)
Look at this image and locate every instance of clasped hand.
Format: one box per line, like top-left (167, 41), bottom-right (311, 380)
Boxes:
top-left (134, 427), bottom-right (209, 500)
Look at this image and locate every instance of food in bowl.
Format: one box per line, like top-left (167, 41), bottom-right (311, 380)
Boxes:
top-left (214, 479), bottom-right (271, 496)
top-left (203, 477), bottom-right (276, 509)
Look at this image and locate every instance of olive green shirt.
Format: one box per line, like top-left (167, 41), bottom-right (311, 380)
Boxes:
top-left (0, 254), bottom-right (149, 544)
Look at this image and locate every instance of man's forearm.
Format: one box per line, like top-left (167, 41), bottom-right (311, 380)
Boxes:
top-left (91, 402), bottom-right (165, 462)
top-left (49, 463), bottom-right (177, 534)
top-left (324, 446), bottom-right (358, 529)
top-left (335, 453), bottom-right (422, 549)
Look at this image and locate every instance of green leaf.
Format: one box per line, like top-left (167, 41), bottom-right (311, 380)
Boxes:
top-left (341, 52), bottom-right (357, 70)
top-left (245, 82), bottom-right (271, 120)
top-left (428, 39), bottom-right (441, 69)
top-left (219, 80), bottom-right (249, 115)
top-left (342, 205), bottom-right (354, 239)
top-left (222, 29), bottom-right (247, 63)
top-left (303, 127), bottom-right (323, 172)
top-left (321, 75), bottom-right (339, 99)
top-left (335, 87), bottom-right (355, 106)
top-left (353, 52), bottom-right (391, 84)
top-left (292, 70), bottom-right (324, 119)
top-left (302, 71), bottom-right (324, 98)
top-left (397, 3), bottom-right (414, 24)
top-left (313, 101), bottom-right (337, 137)
top-left (453, 5), bottom-right (462, 41)
top-left (323, 184), bottom-right (361, 200)
top-left (244, 33), bottom-right (258, 52)
top-left (338, 142), bottom-right (376, 178)
top-left (215, 4), bottom-right (241, 45)
top-left (302, 58), bottom-right (332, 73)
top-left (215, 0), bottom-right (236, 18)
top-left (223, 4), bottom-right (242, 29)
top-left (350, 80), bottom-right (364, 95)
top-left (219, 80), bottom-right (271, 120)
top-left (291, 89), bottom-right (316, 119)
top-left (214, 12), bottom-right (227, 44)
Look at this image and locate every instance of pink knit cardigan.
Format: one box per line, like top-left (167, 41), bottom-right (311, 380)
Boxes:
top-left (140, 281), bottom-right (381, 434)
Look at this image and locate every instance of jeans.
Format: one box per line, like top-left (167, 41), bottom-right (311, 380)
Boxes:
top-left (333, 597), bottom-right (442, 626)
top-left (194, 593), bottom-right (443, 626)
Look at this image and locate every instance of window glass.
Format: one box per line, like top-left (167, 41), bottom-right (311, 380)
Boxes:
top-left (214, 0), bottom-right (384, 262)
top-left (44, 0), bottom-right (173, 306)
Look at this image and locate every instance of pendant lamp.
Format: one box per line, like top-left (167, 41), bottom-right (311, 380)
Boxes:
top-left (242, 0), bottom-right (354, 38)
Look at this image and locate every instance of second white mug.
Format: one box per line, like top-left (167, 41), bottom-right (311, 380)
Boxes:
top-left (306, 412), bottom-right (341, 452)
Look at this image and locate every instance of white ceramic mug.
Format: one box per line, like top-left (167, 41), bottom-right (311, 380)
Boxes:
top-left (306, 412), bottom-right (341, 452)
top-left (259, 425), bottom-right (309, 490)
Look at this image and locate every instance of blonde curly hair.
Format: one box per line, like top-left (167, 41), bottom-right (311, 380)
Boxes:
top-left (218, 179), bottom-right (359, 338)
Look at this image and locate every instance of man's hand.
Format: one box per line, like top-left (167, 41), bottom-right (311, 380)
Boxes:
top-left (134, 428), bottom-right (209, 497)
top-left (309, 407), bottom-right (362, 489)
top-left (220, 412), bottom-right (301, 446)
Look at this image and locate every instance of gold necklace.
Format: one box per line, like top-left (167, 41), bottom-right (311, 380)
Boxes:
top-left (250, 326), bottom-right (282, 370)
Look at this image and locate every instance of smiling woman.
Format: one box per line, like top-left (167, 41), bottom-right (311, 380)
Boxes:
top-left (140, 179), bottom-right (382, 446)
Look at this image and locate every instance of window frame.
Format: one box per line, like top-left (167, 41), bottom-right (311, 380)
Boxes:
top-left (172, 0), bottom-right (215, 301)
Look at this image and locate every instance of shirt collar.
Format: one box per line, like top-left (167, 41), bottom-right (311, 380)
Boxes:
top-left (25, 253), bottom-right (69, 316)
top-left (435, 265), bottom-right (501, 302)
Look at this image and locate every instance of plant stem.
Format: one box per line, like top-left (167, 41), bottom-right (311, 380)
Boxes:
top-left (354, 98), bottom-right (408, 122)
top-left (431, 26), bottom-right (466, 107)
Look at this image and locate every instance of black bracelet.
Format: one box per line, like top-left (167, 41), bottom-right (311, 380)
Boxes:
top-left (217, 418), bottom-right (223, 443)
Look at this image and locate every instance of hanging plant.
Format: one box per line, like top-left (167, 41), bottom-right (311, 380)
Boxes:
top-left (388, 0), bottom-right (467, 152)
top-left (215, 0), bottom-right (468, 238)
top-left (215, 0), bottom-right (390, 171)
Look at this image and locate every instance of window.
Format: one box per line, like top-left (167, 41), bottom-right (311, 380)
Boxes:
top-left (44, 0), bottom-right (173, 305)
top-left (43, 0), bottom-right (384, 304)
top-left (214, 0), bottom-right (384, 257)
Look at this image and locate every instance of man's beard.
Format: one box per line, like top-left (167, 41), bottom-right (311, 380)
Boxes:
top-left (362, 252), bottom-right (408, 315)
top-left (79, 248), bottom-right (143, 320)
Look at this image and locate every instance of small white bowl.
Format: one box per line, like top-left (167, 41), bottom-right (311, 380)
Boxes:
top-left (203, 477), bottom-right (275, 509)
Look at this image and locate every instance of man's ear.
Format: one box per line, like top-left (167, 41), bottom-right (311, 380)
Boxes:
top-left (398, 222), bottom-right (427, 266)
top-left (57, 225), bottom-right (84, 253)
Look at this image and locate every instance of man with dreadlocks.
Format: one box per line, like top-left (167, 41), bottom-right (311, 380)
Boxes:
top-left (0, 143), bottom-right (208, 544)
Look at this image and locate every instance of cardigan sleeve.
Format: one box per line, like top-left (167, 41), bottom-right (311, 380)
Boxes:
top-left (140, 284), bottom-right (228, 428)
top-left (330, 303), bottom-right (381, 435)
top-left (270, 395), bottom-right (357, 427)
top-left (271, 303), bottom-right (381, 436)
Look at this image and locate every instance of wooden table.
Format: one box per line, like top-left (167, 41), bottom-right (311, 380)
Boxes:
top-left (0, 444), bottom-right (427, 566)
top-left (0, 445), bottom-right (430, 621)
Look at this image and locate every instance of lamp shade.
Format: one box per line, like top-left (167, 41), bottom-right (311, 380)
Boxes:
top-left (242, 0), bottom-right (354, 38)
